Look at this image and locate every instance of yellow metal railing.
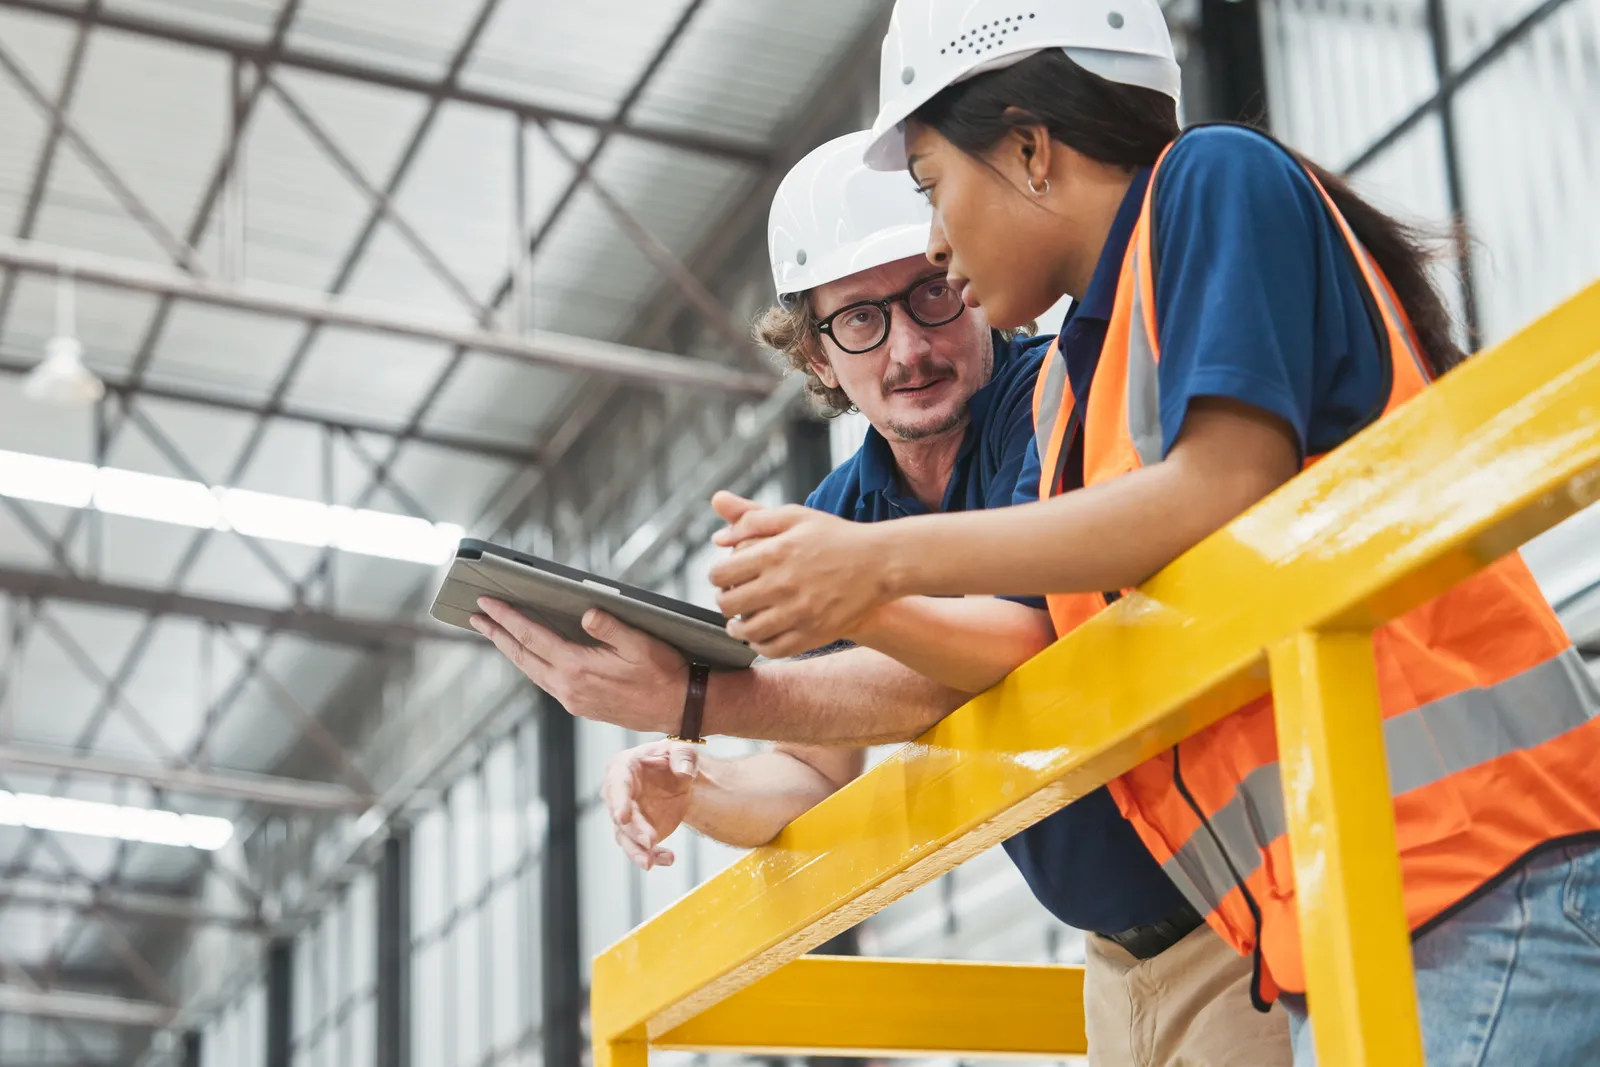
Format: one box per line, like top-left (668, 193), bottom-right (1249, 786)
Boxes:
top-left (590, 280), bottom-right (1600, 1067)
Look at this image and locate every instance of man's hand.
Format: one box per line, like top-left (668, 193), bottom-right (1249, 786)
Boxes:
top-left (471, 599), bottom-right (687, 734)
top-left (602, 740), bottom-right (700, 870)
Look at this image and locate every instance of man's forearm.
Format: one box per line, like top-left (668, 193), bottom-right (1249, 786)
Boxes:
top-left (700, 646), bottom-right (968, 744)
top-left (853, 598), bottom-right (1054, 693)
top-left (685, 746), bottom-right (862, 847)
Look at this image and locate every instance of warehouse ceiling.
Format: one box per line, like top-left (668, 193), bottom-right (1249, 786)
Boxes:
top-left (0, 0), bottom-right (891, 1060)
top-left (0, 1), bottom-right (1596, 1065)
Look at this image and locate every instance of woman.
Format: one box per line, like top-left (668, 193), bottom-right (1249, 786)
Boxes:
top-left (706, 3), bottom-right (1600, 1064)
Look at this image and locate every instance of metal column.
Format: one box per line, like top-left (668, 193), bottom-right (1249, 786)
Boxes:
top-left (377, 833), bottom-right (411, 1067)
top-left (265, 939), bottom-right (293, 1067)
top-left (1424, 0), bottom-right (1482, 348)
top-left (539, 693), bottom-right (582, 1067)
top-left (1195, 0), bottom-right (1270, 126)
top-left (182, 1030), bottom-right (202, 1067)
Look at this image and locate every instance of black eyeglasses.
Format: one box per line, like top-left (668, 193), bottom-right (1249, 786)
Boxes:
top-left (814, 274), bottom-right (966, 354)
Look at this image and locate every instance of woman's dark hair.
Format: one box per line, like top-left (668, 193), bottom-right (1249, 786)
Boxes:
top-left (914, 50), bottom-right (1466, 377)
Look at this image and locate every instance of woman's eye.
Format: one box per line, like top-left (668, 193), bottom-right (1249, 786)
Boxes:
top-left (916, 185), bottom-right (934, 202)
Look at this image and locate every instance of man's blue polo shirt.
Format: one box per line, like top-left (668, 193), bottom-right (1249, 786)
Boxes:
top-left (806, 329), bottom-right (1191, 934)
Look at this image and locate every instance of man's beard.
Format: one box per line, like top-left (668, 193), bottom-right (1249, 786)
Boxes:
top-left (886, 406), bottom-right (969, 442)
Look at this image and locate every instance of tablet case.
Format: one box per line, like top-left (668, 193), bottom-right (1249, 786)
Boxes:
top-left (430, 540), bottom-right (757, 671)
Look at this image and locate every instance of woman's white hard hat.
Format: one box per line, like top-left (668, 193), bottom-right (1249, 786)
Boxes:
top-left (865, 0), bottom-right (1182, 171)
top-left (768, 130), bottom-right (933, 309)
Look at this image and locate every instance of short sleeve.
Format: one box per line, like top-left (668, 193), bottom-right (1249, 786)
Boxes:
top-left (1011, 437), bottom-right (1042, 507)
top-left (1000, 438), bottom-right (1047, 612)
top-left (985, 342), bottom-right (1046, 512)
top-left (1150, 128), bottom-right (1327, 458)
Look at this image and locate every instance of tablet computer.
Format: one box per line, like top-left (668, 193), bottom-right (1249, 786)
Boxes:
top-left (429, 539), bottom-right (757, 670)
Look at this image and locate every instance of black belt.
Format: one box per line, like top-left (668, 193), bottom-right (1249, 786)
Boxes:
top-left (1096, 900), bottom-right (1205, 961)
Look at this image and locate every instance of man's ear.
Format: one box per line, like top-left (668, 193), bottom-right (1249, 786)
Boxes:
top-left (804, 344), bottom-right (840, 389)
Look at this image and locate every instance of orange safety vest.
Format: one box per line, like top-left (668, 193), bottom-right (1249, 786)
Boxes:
top-left (1033, 137), bottom-right (1600, 1002)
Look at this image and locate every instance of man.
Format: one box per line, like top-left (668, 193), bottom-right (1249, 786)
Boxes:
top-left (470, 131), bottom-right (1291, 1067)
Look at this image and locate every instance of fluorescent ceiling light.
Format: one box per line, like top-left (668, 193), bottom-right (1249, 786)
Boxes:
top-left (0, 789), bottom-right (234, 850)
top-left (0, 449), bottom-right (463, 565)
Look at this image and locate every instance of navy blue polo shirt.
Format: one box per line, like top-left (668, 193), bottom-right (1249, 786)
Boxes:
top-left (807, 329), bottom-right (1190, 934)
top-left (1014, 124), bottom-right (1389, 504)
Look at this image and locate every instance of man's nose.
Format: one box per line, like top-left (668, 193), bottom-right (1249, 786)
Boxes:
top-left (884, 303), bottom-right (934, 364)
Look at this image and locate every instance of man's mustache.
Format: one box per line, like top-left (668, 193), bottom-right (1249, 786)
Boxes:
top-left (882, 359), bottom-right (956, 395)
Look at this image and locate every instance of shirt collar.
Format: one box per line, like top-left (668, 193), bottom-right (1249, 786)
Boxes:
top-left (1071, 166), bottom-right (1154, 324)
top-left (857, 328), bottom-right (1012, 504)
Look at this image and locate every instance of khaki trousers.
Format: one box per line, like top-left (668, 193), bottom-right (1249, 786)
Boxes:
top-left (1083, 923), bottom-right (1293, 1067)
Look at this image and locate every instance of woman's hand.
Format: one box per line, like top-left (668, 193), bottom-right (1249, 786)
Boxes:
top-left (708, 491), bottom-right (896, 658)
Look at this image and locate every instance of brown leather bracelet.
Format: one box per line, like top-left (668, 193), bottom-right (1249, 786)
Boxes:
top-left (670, 663), bottom-right (711, 744)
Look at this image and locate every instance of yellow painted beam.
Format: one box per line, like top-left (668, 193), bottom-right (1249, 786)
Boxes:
top-left (1270, 631), bottom-right (1424, 1067)
top-left (653, 956), bottom-right (1086, 1059)
top-left (592, 283), bottom-right (1600, 1045)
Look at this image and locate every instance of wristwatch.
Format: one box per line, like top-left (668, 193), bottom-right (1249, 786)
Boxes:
top-left (669, 663), bottom-right (711, 744)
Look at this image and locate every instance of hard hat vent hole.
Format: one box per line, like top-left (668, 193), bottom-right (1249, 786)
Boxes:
top-left (1108, 11), bottom-right (1125, 28)
top-left (796, 250), bottom-right (808, 266)
top-left (901, 65), bottom-right (915, 84)
top-left (949, 19), bottom-right (1024, 54)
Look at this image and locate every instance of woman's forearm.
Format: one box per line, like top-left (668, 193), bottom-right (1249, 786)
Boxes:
top-left (852, 598), bottom-right (1056, 692)
top-left (878, 405), bottom-right (1300, 599)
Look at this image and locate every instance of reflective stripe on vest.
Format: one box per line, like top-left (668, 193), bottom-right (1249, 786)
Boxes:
top-left (1164, 647), bottom-right (1600, 912)
top-left (1031, 129), bottom-right (1600, 999)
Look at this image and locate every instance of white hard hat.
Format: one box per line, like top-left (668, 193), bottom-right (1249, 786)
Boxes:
top-left (768, 130), bottom-right (932, 308)
top-left (865, 0), bottom-right (1182, 171)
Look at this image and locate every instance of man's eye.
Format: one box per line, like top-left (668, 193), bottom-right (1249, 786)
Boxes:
top-left (923, 281), bottom-right (950, 299)
top-left (844, 310), bottom-right (875, 328)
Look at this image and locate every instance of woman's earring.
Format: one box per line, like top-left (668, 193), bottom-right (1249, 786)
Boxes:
top-left (1028, 177), bottom-right (1051, 196)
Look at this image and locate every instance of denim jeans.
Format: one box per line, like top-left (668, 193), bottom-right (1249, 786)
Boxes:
top-left (1282, 840), bottom-right (1600, 1067)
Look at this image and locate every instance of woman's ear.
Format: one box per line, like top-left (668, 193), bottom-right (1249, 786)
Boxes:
top-left (1001, 108), bottom-right (1055, 190)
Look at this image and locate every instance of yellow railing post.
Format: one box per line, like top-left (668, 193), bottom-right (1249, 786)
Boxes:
top-left (594, 1039), bottom-right (648, 1067)
top-left (1269, 630), bottom-right (1425, 1067)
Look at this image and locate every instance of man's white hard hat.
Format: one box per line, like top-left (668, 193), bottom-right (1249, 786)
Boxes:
top-left (865, 0), bottom-right (1182, 171)
top-left (768, 130), bottom-right (933, 309)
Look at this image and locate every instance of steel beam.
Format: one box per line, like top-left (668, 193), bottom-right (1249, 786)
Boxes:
top-left (0, 873), bottom-right (261, 931)
top-left (0, 563), bottom-right (475, 650)
top-left (0, 354), bottom-right (546, 466)
top-left (610, 375), bottom-right (803, 581)
top-left (0, 742), bottom-right (370, 811)
top-left (0, 38), bottom-right (202, 274)
top-left (1345, 0), bottom-right (1578, 173)
top-left (0, 238), bottom-right (776, 396)
top-left (0, 0), bottom-right (771, 166)
top-left (0, 984), bottom-right (175, 1029)
top-left (0, 0), bottom-right (99, 336)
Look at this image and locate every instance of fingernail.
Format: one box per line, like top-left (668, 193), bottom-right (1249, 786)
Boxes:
top-left (469, 617), bottom-right (487, 634)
